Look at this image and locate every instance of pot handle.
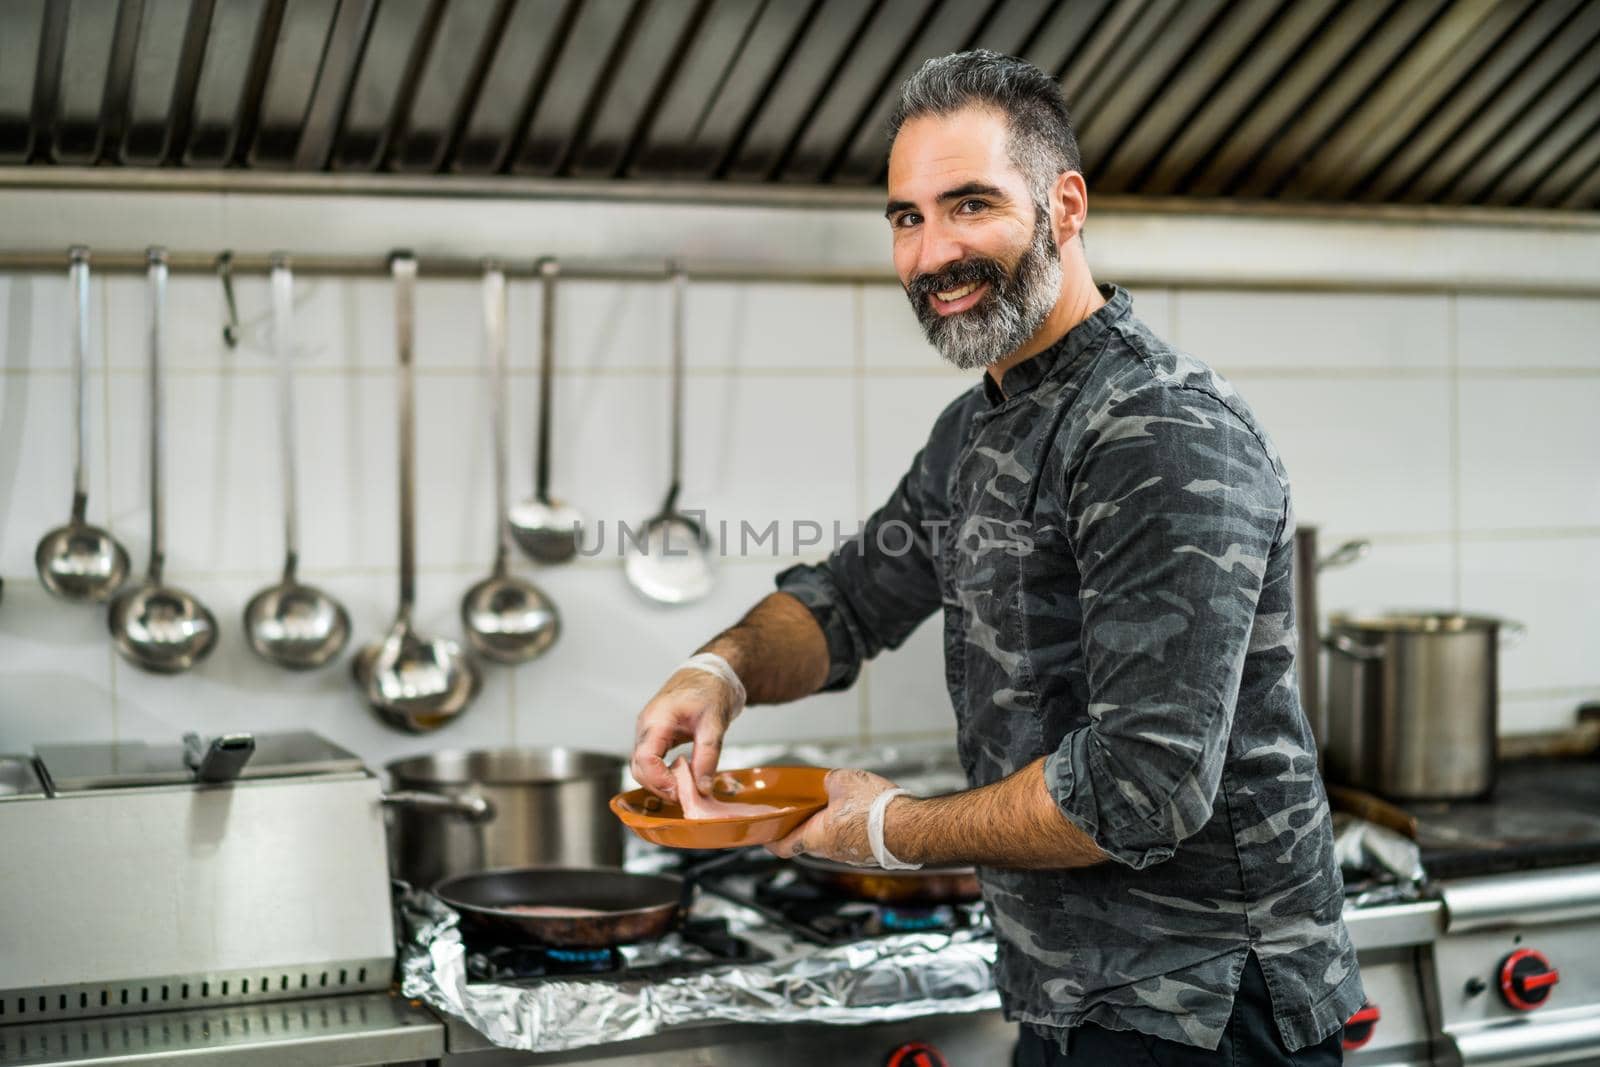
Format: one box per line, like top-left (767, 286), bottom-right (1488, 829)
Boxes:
top-left (1500, 619), bottom-right (1528, 650)
top-left (1323, 633), bottom-right (1384, 661)
top-left (382, 790), bottom-right (495, 823)
top-left (677, 848), bottom-right (760, 917)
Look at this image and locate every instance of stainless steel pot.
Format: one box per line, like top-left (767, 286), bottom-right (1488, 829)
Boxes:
top-left (1323, 612), bottom-right (1524, 801)
top-left (384, 747), bottom-right (626, 889)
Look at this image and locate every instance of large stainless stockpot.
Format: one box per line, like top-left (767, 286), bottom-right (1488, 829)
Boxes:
top-left (384, 747), bottom-right (626, 889)
top-left (1323, 612), bottom-right (1523, 801)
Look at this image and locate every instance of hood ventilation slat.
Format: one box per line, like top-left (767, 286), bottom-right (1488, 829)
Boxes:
top-left (0, 0), bottom-right (1594, 210)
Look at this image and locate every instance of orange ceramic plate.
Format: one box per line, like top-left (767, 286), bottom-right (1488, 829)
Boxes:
top-left (610, 765), bottom-right (829, 849)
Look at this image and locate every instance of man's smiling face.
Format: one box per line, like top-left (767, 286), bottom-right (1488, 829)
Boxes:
top-left (886, 106), bottom-right (1063, 370)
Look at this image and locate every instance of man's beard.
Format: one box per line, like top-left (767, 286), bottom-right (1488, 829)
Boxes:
top-left (905, 208), bottom-right (1062, 371)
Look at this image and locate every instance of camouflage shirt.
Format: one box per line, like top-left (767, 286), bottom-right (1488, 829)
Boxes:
top-left (776, 285), bottom-right (1362, 1051)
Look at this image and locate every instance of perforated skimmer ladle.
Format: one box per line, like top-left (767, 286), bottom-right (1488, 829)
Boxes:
top-left (108, 249), bottom-right (218, 674)
top-left (243, 255), bottom-right (351, 669)
top-left (460, 262), bottom-right (560, 664)
top-left (623, 262), bottom-right (714, 605)
top-left (36, 245), bottom-right (130, 601)
top-left (354, 253), bottom-right (480, 732)
top-left (507, 257), bottom-right (584, 563)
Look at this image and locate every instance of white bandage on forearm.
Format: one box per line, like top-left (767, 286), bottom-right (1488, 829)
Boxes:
top-left (676, 652), bottom-right (747, 720)
top-left (868, 787), bottom-right (921, 870)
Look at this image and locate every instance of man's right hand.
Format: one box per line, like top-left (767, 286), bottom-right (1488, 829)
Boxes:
top-left (631, 668), bottom-right (739, 803)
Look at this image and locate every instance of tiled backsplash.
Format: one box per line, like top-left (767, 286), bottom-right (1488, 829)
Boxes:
top-left (3, 248), bottom-right (1597, 768)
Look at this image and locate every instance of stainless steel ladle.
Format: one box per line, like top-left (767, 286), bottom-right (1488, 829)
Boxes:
top-left (36, 245), bottom-right (130, 601)
top-left (108, 249), bottom-right (218, 674)
top-left (243, 254), bottom-right (351, 669)
top-left (461, 262), bottom-right (560, 664)
top-left (507, 257), bottom-right (585, 563)
top-left (355, 253), bottom-right (480, 733)
top-left (623, 263), bottom-right (714, 605)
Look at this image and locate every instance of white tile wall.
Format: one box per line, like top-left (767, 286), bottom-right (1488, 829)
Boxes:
top-left (687, 283), bottom-right (856, 371)
top-left (1457, 377), bottom-right (1600, 530)
top-left (1177, 290), bottom-right (1452, 370)
top-left (0, 579), bottom-right (116, 745)
top-left (0, 373), bottom-right (112, 579)
top-left (1459, 537), bottom-right (1600, 694)
top-left (1500, 694), bottom-right (1600, 737)
top-left (1457, 295), bottom-right (1600, 369)
top-left (0, 272), bottom-right (81, 372)
top-left (1316, 541), bottom-right (1459, 618)
top-left (4, 257), bottom-right (1599, 761)
top-left (1126, 287), bottom-right (1174, 338)
top-left (861, 376), bottom-right (976, 504)
top-left (866, 620), bottom-right (956, 741)
top-left (1232, 376), bottom-right (1454, 536)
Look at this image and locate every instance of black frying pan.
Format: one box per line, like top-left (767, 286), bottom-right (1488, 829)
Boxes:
top-left (435, 866), bottom-right (682, 948)
top-left (435, 852), bottom-right (747, 949)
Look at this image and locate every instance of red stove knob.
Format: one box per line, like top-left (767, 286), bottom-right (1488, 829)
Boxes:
top-left (1500, 949), bottom-right (1560, 1011)
top-left (1343, 1002), bottom-right (1381, 1051)
top-left (885, 1041), bottom-right (949, 1067)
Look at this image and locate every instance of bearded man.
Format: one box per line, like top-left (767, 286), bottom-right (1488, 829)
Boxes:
top-left (631, 50), bottom-right (1362, 1065)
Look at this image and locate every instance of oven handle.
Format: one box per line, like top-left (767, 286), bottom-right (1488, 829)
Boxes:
top-left (1450, 1011), bottom-right (1600, 1065)
top-left (1441, 866), bottom-right (1600, 932)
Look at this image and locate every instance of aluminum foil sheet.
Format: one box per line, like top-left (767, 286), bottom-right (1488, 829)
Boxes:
top-left (397, 886), bottom-right (1000, 1053)
top-left (1334, 814), bottom-right (1426, 906)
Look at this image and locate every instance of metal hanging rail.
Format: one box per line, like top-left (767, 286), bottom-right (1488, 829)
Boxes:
top-left (4, 249), bottom-right (1600, 299)
top-left (0, 250), bottom-right (896, 285)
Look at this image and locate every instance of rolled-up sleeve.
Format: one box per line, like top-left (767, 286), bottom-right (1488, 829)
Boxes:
top-left (1043, 387), bottom-right (1286, 869)
top-left (776, 451), bottom-right (944, 692)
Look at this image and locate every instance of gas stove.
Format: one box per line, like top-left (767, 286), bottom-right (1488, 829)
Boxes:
top-left (1336, 753), bottom-right (1600, 1065)
top-left (462, 916), bottom-right (770, 983)
top-left (698, 855), bottom-right (988, 945)
top-left (1402, 756), bottom-right (1600, 880)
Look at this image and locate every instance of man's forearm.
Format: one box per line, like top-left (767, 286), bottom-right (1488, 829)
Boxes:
top-left (885, 757), bottom-right (1107, 869)
top-left (698, 592), bottom-right (830, 705)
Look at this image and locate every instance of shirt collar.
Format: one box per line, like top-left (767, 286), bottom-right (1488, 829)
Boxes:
top-left (980, 283), bottom-right (1131, 407)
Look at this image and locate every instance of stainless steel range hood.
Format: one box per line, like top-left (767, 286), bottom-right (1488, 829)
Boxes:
top-left (1, 0), bottom-right (1597, 211)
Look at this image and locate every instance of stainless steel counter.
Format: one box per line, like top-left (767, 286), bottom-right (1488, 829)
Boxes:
top-left (436, 1011), bottom-right (1017, 1065)
top-left (0, 900), bottom-right (1454, 1067)
top-left (0, 993), bottom-right (443, 1067)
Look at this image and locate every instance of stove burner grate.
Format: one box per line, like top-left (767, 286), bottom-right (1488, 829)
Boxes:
top-left (462, 918), bottom-right (767, 984)
top-left (701, 860), bottom-right (986, 946)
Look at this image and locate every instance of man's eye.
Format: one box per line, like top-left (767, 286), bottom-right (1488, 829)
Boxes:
top-left (894, 213), bottom-right (922, 229)
top-left (959, 199), bottom-right (986, 213)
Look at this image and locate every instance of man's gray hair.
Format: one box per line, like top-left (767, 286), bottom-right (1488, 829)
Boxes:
top-left (887, 50), bottom-right (1082, 204)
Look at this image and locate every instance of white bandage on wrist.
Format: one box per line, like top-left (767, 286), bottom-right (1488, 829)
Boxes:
top-left (676, 652), bottom-right (747, 721)
top-left (867, 787), bottom-right (921, 870)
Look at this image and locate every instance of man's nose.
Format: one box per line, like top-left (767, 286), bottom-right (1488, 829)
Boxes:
top-left (913, 217), bottom-right (966, 278)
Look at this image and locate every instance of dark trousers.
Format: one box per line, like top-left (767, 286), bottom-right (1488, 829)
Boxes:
top-left (1013, 953), bottom-right (1342, 1066)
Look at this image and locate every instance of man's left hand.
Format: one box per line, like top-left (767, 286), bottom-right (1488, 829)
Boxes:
top-left (766, 768), bottom-right (901, 866)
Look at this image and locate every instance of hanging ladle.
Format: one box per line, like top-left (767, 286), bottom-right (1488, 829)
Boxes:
top-left (460, 262), bottom-right (560, 664)
top-left (507, 257), bottom-right (584, 563)
top-left (36, 245), bottom-right (131, 601)
top-left (243, 254), bottom-right (351, 669)
top-left (108, 248), bottom-right (219, 674)
top-left (354, 253), bottom-right (480, 732)
top-left (623, 262), bottom-right (714, 605)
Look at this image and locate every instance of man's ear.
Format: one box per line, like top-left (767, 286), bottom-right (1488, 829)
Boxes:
top-left (1052, 170), bottom-right (1088, 245)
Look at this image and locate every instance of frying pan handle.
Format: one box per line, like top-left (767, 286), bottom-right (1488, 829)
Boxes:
top-left (676, 848), bottom-right (758, 916)
top-left (382, 790), bottom-right (495, 823)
